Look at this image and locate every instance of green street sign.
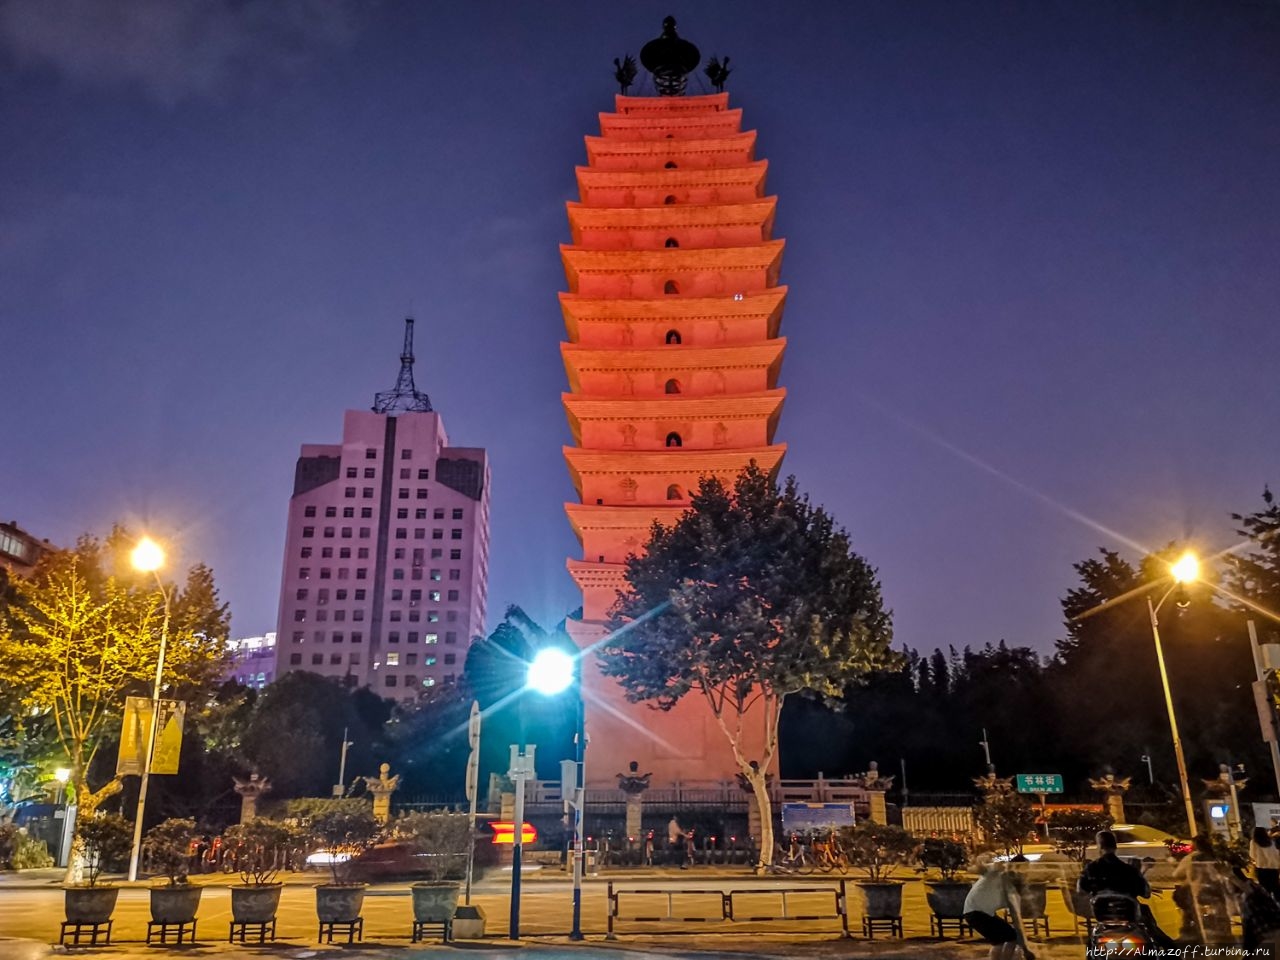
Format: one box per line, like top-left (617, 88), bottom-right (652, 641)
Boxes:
top-left (1015, 773), bottom-right (1063, 794)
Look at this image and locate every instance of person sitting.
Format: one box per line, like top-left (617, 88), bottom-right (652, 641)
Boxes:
top-left (1078, 830), bottom-right (1175, 948)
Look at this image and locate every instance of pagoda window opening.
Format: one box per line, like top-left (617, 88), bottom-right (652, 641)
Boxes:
top-left (664, 378), bottom-right (682, 394)
top-left (663, 279), bottom-right (679, 295)
top-left (664, 161), bottom-right (678, 169)
top-left (665, 329), bottom-right (682, 344)
top-left (665, 237), bottom-right (679, 248)
top-left (665, 432), bottom-right (683, 448)
top-left (664, 195), bottom-right (676, 205)
top-left (666, 484), bottom-right (683, 500)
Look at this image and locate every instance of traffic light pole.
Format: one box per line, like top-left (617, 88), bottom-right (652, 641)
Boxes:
top-left (508, 745), bottom-right (536, 941)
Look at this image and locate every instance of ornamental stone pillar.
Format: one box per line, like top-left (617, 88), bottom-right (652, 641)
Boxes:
top-left (617, 762), bottom-right (652, 840)
top-left (365, 762), bottom-right (401, 824)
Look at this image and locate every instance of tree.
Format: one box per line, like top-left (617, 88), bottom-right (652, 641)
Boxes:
top-left (0, 529), bottom-right (229, 877)
top-left (1228, 487), bottom-right (1280, 641)
top-left (601, 464), bottom-right (894, 866)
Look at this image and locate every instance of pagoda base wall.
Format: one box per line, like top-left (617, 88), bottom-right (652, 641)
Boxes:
top-left (566, 616), bottom-right (776, 790)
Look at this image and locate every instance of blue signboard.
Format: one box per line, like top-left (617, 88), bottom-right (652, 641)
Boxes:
top-left (781, 802), bottom-right (856, 831)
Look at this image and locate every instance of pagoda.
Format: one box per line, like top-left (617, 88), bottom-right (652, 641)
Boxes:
top-left (561, 19), bottom-right (787, 788)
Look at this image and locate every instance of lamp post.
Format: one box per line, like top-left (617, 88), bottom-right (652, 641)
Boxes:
top-left (1146, 550), bottom-right (1200, 839)
top-left (527, 647), bottom-right (585, 941)
top-left (126, 536), bottom-right (174, 883)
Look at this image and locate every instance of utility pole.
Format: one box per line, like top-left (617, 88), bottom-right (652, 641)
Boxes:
top-left (508, 745), bottom-right (536, 940)
top-left (333, 728), bottom-right (353, 797)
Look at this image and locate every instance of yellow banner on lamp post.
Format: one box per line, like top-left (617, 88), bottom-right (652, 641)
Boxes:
top-left (116, 697), bottom-right (186, 777)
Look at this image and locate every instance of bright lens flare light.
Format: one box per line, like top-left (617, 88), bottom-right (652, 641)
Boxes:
top-left (54, 768), bottom-right (70, 784)
top-left (131, 537), bottom-right (165, 573)
top-left (527, 648), bottom-right (575, 696)
top-left (1171, 551), bottom-right (1200, 585)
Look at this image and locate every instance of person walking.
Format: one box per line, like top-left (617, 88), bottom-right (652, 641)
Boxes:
top-left (1252, 827), bottom-right (1280, 899)
top-left (963, 862), bottom-right (1035, 960)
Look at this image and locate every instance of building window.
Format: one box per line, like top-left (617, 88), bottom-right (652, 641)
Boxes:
top-left (415, 508), bottom-right (428, 519)
top-left (409, 610), bottom-right (420, 621)
top-left (393, 569), bottom-right (405, 580)
top-left (448, 569), bottom-right (461, 581)
top-left (425, 633), bottom-right (438, 644)
top-left (664, 161), bottom-right (677, 169)
top-left (316, 610), bottom-right (328, 622)
top-left (444, 653), bottom-right (457, 665)
top-left (665, 237), bottom-right (679, 248)
top-left (330, 653), bottom-right (342, 665)
top-left (447, 590), bottom-right (459, 602)
top-left (391, 588), bottom-right (403, 601)
top-left (450, 549), bottom-right (462, 560)
top-left (445, 631), bottom-right (457, 644)
top-left (304, 506), bottom-right (316, 517)
top-left (451, 508), bottom-right (464, 520)
top-left (360, 507), bottom-right (372, 519)
top-left (292, 631), bottom-right (304, 643)
top-left (299, 567), bottom-right (311, 579)
top-left (428, 612), bottom-right (439, 623)
top-left (417, 469), bottom-right (429, 480)
top-left (400, 468), bottom-right (410, 480)
top-left (397, 508), bottom-right (408, 519)
top-left (296, 588), bottom-right (309, 601)
top-left (665, 432), bottom-right (683, 448)
top-left (290, 653), bottom-right (302, 665)
top-left (346, 467), bottom-right (357, 478)
top-left (357, 548), bottom-right (369, 560)
top-left (409, 588), bottom-right (422, 602)
top-left (450, 528), bottom-right (463, 540)
top-left (339, 548), bottom-right (351, 559)
top-left (325, 506), bottom-right (337, 518)
top-left (432, 529), bottom-right (443, 540)
top-left (446, 611), bottom-right (458, 622)
top-left (323, 527), bottom-right (335, 538)
top-left (408, 631), bottom-right (419, 643)
top-left (301, 546), bottom-right (312, 558)
top-left (385, 675), bottom-right (398, 687)
top-left (394, 549), bottom-right (406, 561)
top-left (390, 610), bottom-right (402, 621)
top-left (356, 568), bottom-right (367, 580)
top-left (406, 653), bottom-right (418, 665)
top-left (395, 528), bottom-right (407, 540)
top-left (430, 569), bottom-right (442, 581)
top-left (433, 508), bottom-right (445, 519)
top-left (401, 449), bottom-right (412, 459)
top-left (664, 378), bottom-right (681, 394)
top-left (358, 527), bottom-right (369, 538)
top-left (322, 547), bottom-right (334, 558)
top-left (341, 527), bottom-right (352, 538)
top-left (364, 467), bottom-right (376, 478)
top-left (353, 609), bottom-right (365, 621)
top-left (294, 610), bottom-right (306, 622)
top-left (337, 568), bottom-right (349, 580)
top-left (351, 632), bottom-right (363, 644)
top-left (312, 653), bottom-right (323, 665)
top-left (425, 656), bottom-right (437, 667)
top-left (365, 448), bottom-right (377, 459)
top-left (302, 526), bottom-right (315, 538)
top-left (416, 488), bottom-right (429, 500)
top-left (362, 488), bottom-right (373, 498)
top-left (429, 590), bottom-right (441, 602)
top-left (398, 488), bottom-right (409, 499)
top-left (664, 195), bottom-right (676, 205)
top-left (355, 589), bottom-right (366, 601)
top-left (345, 487), bottom-right (356, 498)
top-left (387, 643), bottom-right (399, 655)
top-left (319, 568), bottom-right (331, 580)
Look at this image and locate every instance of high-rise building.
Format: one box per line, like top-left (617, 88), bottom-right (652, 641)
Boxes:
top-left (224, 632), bottom-right (276, 690)
top-left (561, 21), bottom-right (787, 787)
top-left (274, 320), bottom-right (490, 700)
top-left (0, 519), bottom-right (53, 580)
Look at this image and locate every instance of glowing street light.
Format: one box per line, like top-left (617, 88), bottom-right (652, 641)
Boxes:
top-left (525, 646), bottom-right (586, 941)
top-left (54, 768), bottom-right (70, 784)
top-left (1148, 550), bottom-right (1200, 838)
top-left (126, 535), bottom-right (175, 882)
top-left (527, 648), bottom-right (575, 696)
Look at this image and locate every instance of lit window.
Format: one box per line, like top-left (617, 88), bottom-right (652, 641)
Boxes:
top-left (387, 652), bottom-right (400, 664)
top-left (425, 633), bottom-right (439, 644)
top-left (422, 677), bottom-right (435, 688)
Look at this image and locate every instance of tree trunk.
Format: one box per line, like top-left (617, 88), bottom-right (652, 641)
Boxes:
top-left (63, 776), bottom-right (122, 885)
top-left (748, 769), bottom-right (774, 870)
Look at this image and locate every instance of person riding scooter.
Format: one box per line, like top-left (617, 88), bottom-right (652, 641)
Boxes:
top-left (1078, 830), bottom-right (1176, 948)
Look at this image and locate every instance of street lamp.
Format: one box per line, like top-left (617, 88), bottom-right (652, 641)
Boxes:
top-left (127, 536), bottom-right (174, 882)
top-left (527, 647), bottom-right (586, 941)
top-left (1147, 550), bottom-right (1200, 839)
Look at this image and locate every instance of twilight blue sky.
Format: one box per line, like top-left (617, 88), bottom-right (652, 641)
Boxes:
top-left (2, 0), bottom-right (1278, 654)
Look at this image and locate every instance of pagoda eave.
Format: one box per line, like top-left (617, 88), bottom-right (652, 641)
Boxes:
top-left (574, 160), bottom-right (768, 196)
top-left (565, 502), bottom-right (687, 540)
top-left (613, 92), bottom-right (730, 114)
top-left (562, 389), bottom-right (786, 446)
top-left (560, 288), bottom-right (787, 341)
top-left (563, 444), bottom-right (787, 495)
top-left (599, 108), bottom-right (743, 139)
top-left (562, 338), bottom-right (785, 377)
top-left (567, 557), bottom-right (627, 592)
top-left (584, 131), bottom-right (756, 163)
top-left (566, 198), bottom-right (777, 234)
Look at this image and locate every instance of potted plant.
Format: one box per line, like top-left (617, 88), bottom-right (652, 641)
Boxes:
top-left (223, 819), bottom-right (291, 925)
top-left (310, 806), bottom-right (379, 928)
top-left (395, 811), bottom-right (473, 938)
top-left (919, 838), bottom-right (972, 925)
top-left (841, 822), bottom-right (918, 922)
top-left (64, 813), bottom-right (132, 926)
top-left (143, 818), bottom-right (202, 925)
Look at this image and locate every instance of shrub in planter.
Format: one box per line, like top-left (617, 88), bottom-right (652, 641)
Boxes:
top-left (12, 835), bottom-right (54, 869)
top-left (143, 818), bottom-right (202, 924)
top-left (223, 819), bottom-right (291, 924)
top-left (919, 838), bottom-right (972, 920)
top-left (65, 814), bottom-right (132, 925)
top-left (309, 806), bottom-right (379, 924)
top-left (394, 811), bottom-right (472, 934)
top-left (841, 822), bottom-right (918, 919)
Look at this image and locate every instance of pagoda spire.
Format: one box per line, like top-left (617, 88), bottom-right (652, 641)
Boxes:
top-left (373, 317), bottom-right (432, 414)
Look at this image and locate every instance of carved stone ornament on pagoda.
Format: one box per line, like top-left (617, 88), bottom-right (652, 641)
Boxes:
top-left (561, 18), bottom-right (787, 789)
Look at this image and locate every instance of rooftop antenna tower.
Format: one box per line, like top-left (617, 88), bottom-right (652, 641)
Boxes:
top-left (373, 317), bottom-right (433, 414)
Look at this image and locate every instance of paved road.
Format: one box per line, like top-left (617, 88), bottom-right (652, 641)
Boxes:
top-left (0, 868), bottom-right (1188, 958)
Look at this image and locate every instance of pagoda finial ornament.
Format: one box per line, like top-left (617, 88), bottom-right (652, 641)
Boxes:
top-left (640, 16), bottom-right (700, 96)
top-left (613, 54), bottom-right (638, 94)
top-left (373, 317), bottom-right (433, 414)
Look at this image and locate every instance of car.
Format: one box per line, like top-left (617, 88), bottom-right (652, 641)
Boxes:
top-left (1086, 824), bottom-right (1191, 861)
